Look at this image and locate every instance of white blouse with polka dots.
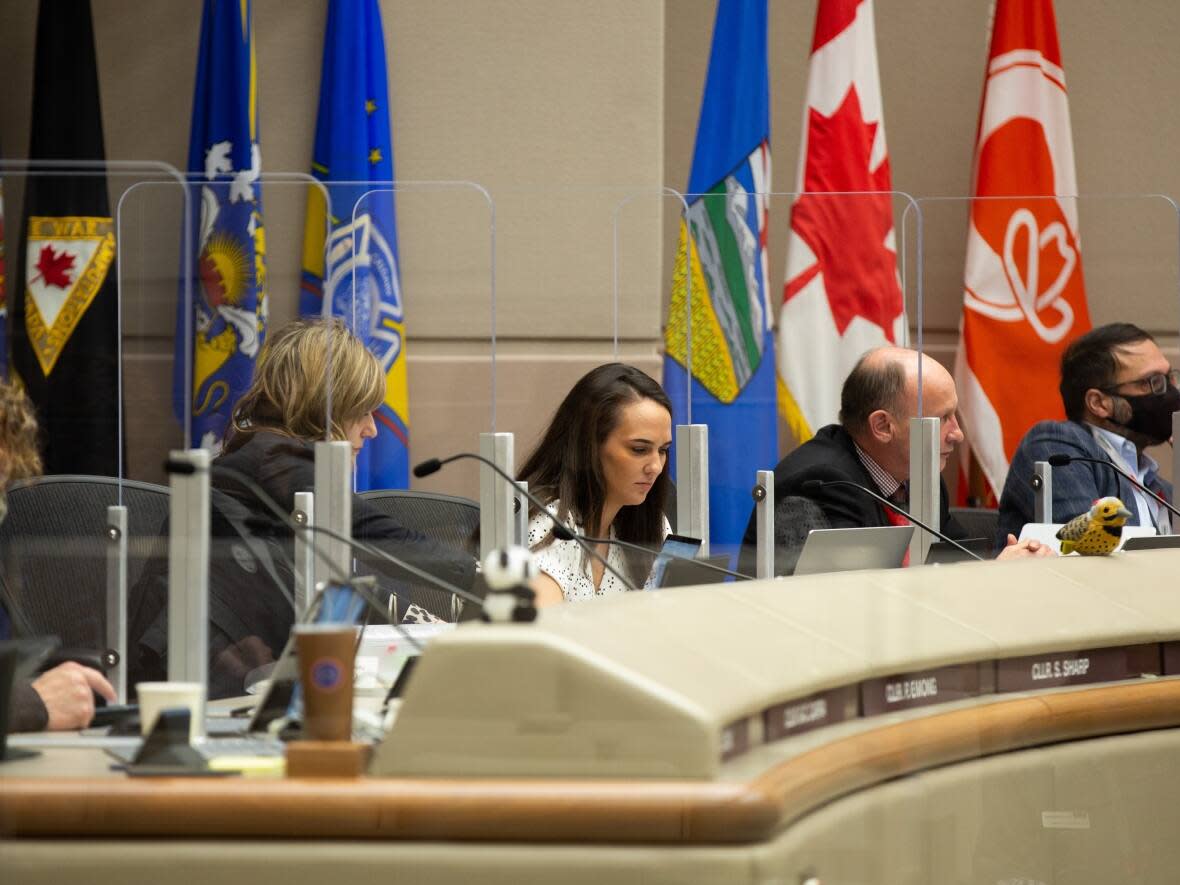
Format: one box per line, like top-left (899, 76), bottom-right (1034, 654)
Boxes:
top-left (527, 502), bottom-right (670, 602)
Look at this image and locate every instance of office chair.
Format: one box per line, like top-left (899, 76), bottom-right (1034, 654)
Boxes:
top-left (0, 475), bottom-right (170, 660)
top-left (358, 489), bottom-right (480, 621)
top-left (773, 495), bottom-right (832, 576)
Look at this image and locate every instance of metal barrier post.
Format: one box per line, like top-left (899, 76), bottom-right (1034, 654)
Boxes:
top-left (479, 432), bottom-right (514, 559)
top-left (313, 441), bottom-right (353, 588)
top-left (293, 491), bottom-right (315, 617)
top-left (167, 449), bottom-right (210, 694)
top-left (753, 469), bottom-right (774, 580)
top-left (675, 424), bottom-right (710, 556)
top-left (104, 504), bottom-right (128, 703)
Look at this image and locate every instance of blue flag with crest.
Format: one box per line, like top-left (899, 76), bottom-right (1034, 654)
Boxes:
top-left (663, 0), bottom-right (777, 550)
top-left (300, 0), bottom-right (408, 491)
top-left (176, 0), bottom-right (267, 449)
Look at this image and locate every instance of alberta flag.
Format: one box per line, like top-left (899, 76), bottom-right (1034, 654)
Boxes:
top-left (300, 0), bottom-right (408, 491)
top-left (176, 0), bottom-right (267, 449)
top-left (663, 0), bottom-right (776, 550)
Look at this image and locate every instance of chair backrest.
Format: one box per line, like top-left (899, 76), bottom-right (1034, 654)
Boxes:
top-left (773, 495), bottom-right (833, 576)
top-left (948, 507), bottom-right (1000, 556)
top-left (359, 489), bottom-right (481, 553)
top-left (358, 489), bottom-right (480, 621)
top-left (0, 475), bottom-right (170, 654)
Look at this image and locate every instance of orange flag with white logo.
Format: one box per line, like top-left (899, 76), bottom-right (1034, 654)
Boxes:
top-left (954, 0), bottom-right (1092, 499)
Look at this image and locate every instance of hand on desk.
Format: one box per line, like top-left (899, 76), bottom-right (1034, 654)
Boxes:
top-left (31, 662), bottom-right (116, 730)
top-left (995, 534), bottom-right (1055, 561)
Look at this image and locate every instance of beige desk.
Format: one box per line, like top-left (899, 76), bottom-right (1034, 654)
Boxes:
top-left (8, 553), bottom-right (1180, 883)
top-left (3, 679), bottom-right (1180, 884)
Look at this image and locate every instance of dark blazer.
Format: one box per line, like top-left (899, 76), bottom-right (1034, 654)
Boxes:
top-left (8, 680), bottom-right (47, 732)
top-left (740, 424), bottom-right (962, 556)
top-left (997, 419), bottom-right (1174, 546)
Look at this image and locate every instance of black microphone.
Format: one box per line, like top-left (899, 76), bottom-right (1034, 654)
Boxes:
top-left (414, 452), bottom-right (635, 591)
top-left (799, 478), bottom-right (984, 562)
top-left (577, 533), bottom-right (753, 582)
top-left (1046, 453), bottom-right (1180, 523)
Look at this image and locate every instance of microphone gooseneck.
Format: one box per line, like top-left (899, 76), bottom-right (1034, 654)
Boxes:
top-left (414, 453), bottom-right (635, 591)
top-left (411, 458), bottom-right (443, 479)
top-left (800, 478), bottom-right (984, 562)
top-left (578, 533), bottom-right (753, 581)
top-left (1048, 453), bottom-right (1180, 521)
top-left (171, 460), bottom-right (418, 644)
top-left (207, 464), bottom-right (493, 650)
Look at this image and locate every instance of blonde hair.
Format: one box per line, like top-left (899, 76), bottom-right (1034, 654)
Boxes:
top-left (224, 318), bottom-right (384, 451)
top-left (0, 378), bottom-right (43, 484)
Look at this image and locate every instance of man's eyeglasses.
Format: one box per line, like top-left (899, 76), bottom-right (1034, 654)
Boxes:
top-left (1103, 369), bottom-right (1180, 396)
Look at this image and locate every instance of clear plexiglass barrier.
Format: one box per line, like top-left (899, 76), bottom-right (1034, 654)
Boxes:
top-left (5, 171), bottom-right (1180, 885)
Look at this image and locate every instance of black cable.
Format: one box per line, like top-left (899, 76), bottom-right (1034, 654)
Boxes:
top-left (414, 453), bottom-right (636, 591)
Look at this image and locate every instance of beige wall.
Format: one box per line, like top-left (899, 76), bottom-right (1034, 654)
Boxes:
top-left (1, 0), bottom-right (1178, 493)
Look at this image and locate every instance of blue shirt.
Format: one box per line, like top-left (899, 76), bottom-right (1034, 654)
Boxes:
top-left (1090, 426), bottom-right (1171, 534)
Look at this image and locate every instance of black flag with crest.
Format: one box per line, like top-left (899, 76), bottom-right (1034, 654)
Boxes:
top-left (14, 0), bottom-right (119, 475)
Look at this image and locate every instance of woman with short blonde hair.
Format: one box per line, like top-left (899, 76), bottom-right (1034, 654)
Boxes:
top-left (225, 317), bottom-right (385, 454)
top-left (131, 319), bottom-right (475, 698)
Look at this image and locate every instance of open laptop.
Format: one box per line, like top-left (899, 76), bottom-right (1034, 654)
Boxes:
top-left (102, 583), bottom-right (368, 766)
top-left (649, 534), bottom-right (703, 588)
top-left (198, 583), bottom-right (367, 749)
top-left (792, 525), bottom-right (914, 576)
top-left (657, 554), bottom-right (733, 588)
top-left (924, 537), bottom-right (993, 565)
top-left (1120, 534), bottom-right (1180, 552)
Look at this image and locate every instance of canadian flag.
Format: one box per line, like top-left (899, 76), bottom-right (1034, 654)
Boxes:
top-left (954, 0), bottom-right (1091, 498)
top-left (777, 0), bottom-right (904, 444)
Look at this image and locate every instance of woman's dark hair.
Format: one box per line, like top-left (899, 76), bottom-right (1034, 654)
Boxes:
top-left (518, 363), bottom-right (672, 586)
top-left (1059, 323), bottom-right (1154, 422)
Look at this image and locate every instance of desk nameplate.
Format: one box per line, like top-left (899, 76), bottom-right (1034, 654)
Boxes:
top-left (762, 685), bottom-right (857, 742)
top-left (1161, 641), bottom-right (1180, 675)
top-left (720, 718), bottom-right (750, 762)
top-left (861, 661), bottom-right (989, 716)
top-left (996, 643), bottom-right (1160, 693)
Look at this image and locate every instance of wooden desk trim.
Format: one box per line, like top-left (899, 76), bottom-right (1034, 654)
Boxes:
top-left (2, 679), bottom-right (1178, 845)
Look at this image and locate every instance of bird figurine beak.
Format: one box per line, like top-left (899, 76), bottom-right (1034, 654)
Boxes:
top-left (1116, 506), bottom-right (1132, 519)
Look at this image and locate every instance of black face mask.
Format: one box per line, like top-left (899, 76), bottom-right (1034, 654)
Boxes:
top-left (1114, 384), bottom-right (1180, 445)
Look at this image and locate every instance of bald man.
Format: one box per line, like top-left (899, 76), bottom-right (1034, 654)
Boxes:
top-left (741, 347), bottom-right (1046, 562)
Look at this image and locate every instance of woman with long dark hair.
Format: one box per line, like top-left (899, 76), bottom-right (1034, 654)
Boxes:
top-left (518, 363), bottom-right (673, 604)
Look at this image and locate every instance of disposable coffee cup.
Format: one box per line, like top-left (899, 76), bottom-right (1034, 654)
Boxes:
top-left (136, 681), bottom-right (205, 742)
top-left (294, 624), bottom-right (357, 741)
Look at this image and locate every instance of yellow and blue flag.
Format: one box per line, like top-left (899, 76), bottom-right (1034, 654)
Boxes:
top-left (663, 0), bottom-right (777, 549)
top-left (300, 0), bottom-right (408, 491)
top-left (176, 0), bottom-right (266, 449)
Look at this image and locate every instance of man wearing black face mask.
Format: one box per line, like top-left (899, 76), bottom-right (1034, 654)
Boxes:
top-left (997, 323), bottom-right (1177, 544)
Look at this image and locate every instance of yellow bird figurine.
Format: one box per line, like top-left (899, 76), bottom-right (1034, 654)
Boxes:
top-left (1056, 497), bottom-right (1133, 556)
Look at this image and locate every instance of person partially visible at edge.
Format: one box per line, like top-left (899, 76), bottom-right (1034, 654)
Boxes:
top-left (129, 319), bottom-right (478, 698)
top-left (997, 323), bottom-right (1176, 544)
top-left (0, 380), bottom-right (116, 731)
top-left (519, 363), bottom-right (674, 605)
top-left (741, 346), bottom-right (1051, 567)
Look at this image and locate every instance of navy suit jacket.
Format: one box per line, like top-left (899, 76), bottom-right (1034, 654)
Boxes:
top-left (996, 420), bottom-right (1173, 546)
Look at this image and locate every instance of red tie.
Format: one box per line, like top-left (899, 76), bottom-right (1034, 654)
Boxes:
top-left (884, 489), bottom-right (911, 566)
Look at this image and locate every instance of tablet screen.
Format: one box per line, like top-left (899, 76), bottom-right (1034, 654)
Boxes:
top-left (649, 534), bottom-right (702, 588)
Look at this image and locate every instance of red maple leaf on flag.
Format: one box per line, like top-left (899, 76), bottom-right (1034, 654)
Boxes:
top-left (784, 87), bottom-right (903, 340)
top-left (32, 244), bottom-right (76, 289)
